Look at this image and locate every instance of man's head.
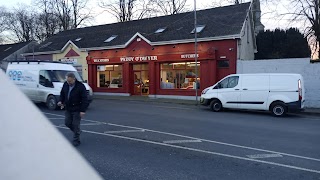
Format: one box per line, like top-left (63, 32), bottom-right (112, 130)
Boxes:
top-left (66, 72), bottom-right (76, 86)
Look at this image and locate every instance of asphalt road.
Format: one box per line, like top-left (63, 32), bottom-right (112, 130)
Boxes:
top-left (38, 99), bottom-right (320, 180)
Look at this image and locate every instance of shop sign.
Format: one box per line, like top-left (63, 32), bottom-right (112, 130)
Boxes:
top-left (181, 54), bottom-right (199, 59)
top-left (60, 58), bottom-right (77, 64)
top-left (94, 59), bottom-right (110, 63)
top-left (120, 56), bottom-right (158, 62)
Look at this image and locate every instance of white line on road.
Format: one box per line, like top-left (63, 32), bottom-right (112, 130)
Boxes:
top-left (43, 112), bottom-right (107, 124)
top-left (163, 139), bottom-right (202, 144)
top-left (44, 112), bottom-right (320, 163)
top-left (56, 126), bottom-right (320, 174)
top-left (81, 123), bottom-right (104, 126)
top-left (247, 154), bottom-right (283, 159)
top-left (104, 130), bottom-right (145, 134)
top-left (108, 123), bottom-right (320, 162)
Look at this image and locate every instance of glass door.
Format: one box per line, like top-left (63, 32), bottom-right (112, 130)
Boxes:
top-left (133, 71), bottom-right (142, 95)
top-left (133, 64), bottom-right (149, 95)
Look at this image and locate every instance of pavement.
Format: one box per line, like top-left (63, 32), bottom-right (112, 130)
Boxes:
top-left (93, 94), bottom-right (320, 116)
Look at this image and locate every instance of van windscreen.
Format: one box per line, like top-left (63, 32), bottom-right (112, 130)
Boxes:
top-left (47, 70), bottom-right (83, 83)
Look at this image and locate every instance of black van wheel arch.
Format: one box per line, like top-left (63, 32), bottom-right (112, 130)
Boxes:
top-left (210, 99), bottom-right (223, 112)
top-left (270, 101), bottom-right (287, 117)
top-left (46, 95), bottom-right (58, 110)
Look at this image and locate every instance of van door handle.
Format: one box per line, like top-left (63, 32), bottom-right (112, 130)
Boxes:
top-left (243, 88), bottom-right (248, 90)
top-left (235, 89), bottom-right (239, 90)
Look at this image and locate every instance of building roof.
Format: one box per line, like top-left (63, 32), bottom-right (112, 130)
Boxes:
top-left (27, 3), bottom-right (251, 54)
top-left (0, 41), bottom-right (32, 60)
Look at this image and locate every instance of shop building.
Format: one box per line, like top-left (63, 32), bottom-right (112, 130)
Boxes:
top-left (20, 2), bottom-right (263, 99)
top-left (86, 2), bottom-right (261, 98)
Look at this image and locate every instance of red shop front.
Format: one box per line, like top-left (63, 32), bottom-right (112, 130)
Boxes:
top-left (86, 37), bottom-right (237, 98)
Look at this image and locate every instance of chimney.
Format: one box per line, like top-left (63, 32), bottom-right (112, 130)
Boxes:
top-left (251, 0), bottom-right (265, 35)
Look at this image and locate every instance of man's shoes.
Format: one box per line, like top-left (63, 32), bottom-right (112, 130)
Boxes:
top-left (73, 140), bottom-right (81, 147)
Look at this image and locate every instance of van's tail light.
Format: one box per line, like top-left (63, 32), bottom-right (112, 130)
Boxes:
top-left (298, 79), bottom-right (302, 100)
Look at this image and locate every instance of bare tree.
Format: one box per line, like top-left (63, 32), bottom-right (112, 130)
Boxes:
top-left (34, 0), bottom-right (60, 41)
top-left (290, 0), bottom-right (320, 59)
top-left (70, 0), bottom-right (92, 28)
top-left (0, 6), bottom-right (8, 43)
top-left (100, 0), bottom-right (155, 22)
top-left (152, 0), bottom-right (188, 15)
top-left (5, 6), bottom-right (36, 42)
top-left (0, 6), bottom-right (7, 34)
top-left (35, 0), bottom-right (91, 31)
top-left (50, 0), bottom-right (72, 30)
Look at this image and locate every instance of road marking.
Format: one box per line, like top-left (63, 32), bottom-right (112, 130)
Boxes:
top-left (163, 139), bottom-right (202, 144)
top-left (43, 112), bottom-right (107, 124)
top-left (81, 123), bottom-right (104, 126)
top-left (44, 112), bottom-right (320, 163)
top-left (48, 118), bottom-right (64, 119)
top-left (108, 123), bottom-right (320, 162)
top-left (247, 154), bottom-right (283, 159)
top-left (56, 126), bottom-right (320, 174)
top-left (104, 130), bottom-right (145, 134)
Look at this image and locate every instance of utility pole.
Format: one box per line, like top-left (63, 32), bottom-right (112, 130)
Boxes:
top-left (194, 0), bottom-right (198, 105)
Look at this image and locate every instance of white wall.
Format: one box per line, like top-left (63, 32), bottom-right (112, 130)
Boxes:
top-left (237, 58), bottom-right (320, 108)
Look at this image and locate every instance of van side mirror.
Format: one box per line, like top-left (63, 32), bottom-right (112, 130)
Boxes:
top-left (84, 80), bottom-right (87, 83)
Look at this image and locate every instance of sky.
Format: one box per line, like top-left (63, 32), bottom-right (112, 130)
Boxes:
top-left (0, 0), bottom-right (299, 31)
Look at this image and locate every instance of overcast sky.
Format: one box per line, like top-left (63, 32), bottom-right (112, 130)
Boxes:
top-left (1, 0), bottom-right (297, 31)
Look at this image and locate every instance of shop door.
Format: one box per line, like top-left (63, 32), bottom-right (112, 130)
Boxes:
top-left (133, 64), bottom-right (149, 95)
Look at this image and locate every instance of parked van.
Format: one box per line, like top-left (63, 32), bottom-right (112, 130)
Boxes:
top-left (6, 61), bottom-right (93, 110)
top-left (200, 73), bottom-right (305, 116)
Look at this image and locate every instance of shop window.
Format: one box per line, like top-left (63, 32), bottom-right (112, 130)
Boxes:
top-left (160, 62), bottom-right (200, 90)
top-left (218, 60), bottom-right (230, 68)
top-left (97, 65), bottom-right (123, 88)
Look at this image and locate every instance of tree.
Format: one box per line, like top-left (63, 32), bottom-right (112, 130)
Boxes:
top-left (290, 0), bottom-right (320, 59)
top-left (0, 6), bottom-right (8, 43)
top-left (255, 28), bottom-right (310, 59)
top-left (152, 0), bottom-right (187, 15)
top-left (5, 6), bottom-right (36, 42)
top-left (36, 0), bottom-right (91, 31)
top-left (100, 0), bottom-right (156, 22)
top-left (258, 0), bottom-right (320, 59)
top-left (34, 0), bottom-right (60, 41)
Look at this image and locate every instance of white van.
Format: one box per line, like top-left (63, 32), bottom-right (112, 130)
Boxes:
top-left (6, 61), bottom-right (93, 110)
top-left (200, 73), bottom-right (305, 116)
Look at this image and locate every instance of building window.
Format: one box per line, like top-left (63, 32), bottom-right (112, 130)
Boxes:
top-left (218, 60), bottom-right (229, 68)
top-left (97, 64), bottom-right (122, 88)
top-left (160, 62), bottom-right (200, 89)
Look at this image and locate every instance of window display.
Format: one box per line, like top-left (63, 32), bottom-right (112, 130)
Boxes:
top-left (160, 62), bottom-right (200, 89)
top-left (97, 65), bottom-right (123, 88)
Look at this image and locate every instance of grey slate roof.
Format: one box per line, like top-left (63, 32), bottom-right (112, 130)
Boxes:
top-left (29, 3), bottom-right (250, 54)
top-left (0, 41), bottom-right (32, 60)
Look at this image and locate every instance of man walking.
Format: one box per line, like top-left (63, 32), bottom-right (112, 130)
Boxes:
top-left (57, 72), bottom-right (88, 146)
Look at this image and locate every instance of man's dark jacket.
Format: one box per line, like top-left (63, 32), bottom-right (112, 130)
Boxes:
top-left (60, 80), bottom-right (89, 112)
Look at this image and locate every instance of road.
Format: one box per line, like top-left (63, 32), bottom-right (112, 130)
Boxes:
top-left (39, 99), bottom-right (320, 180)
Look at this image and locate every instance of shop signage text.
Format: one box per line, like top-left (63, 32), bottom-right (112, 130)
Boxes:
top-left (94, 59), bottom-right (110, 62)
top-left (181, 54), bottom-right (199, 59)
top-left (60, 58), bottom-right (77, 64)
top-left (120, 56), bottom-right (158, 62)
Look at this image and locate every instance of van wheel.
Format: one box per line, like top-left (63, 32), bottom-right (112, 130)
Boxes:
top-left (47, 95), bottom-right (58, 110)
top-left (210, 100), bottom-right (223, 112)
top-left (271, 102), bottom-right (287, 117)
